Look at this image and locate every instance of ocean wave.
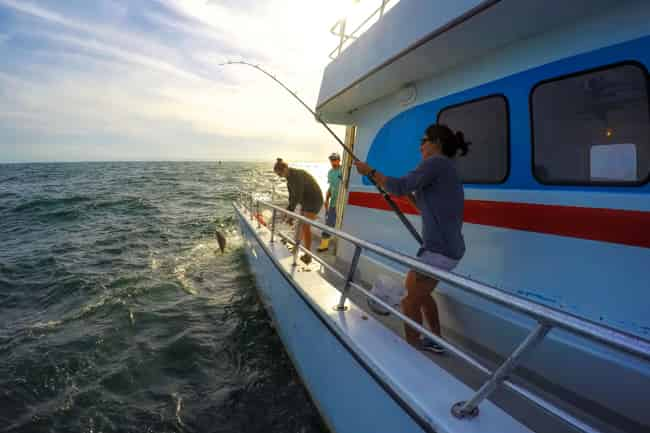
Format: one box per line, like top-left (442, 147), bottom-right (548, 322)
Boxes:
top-left (30, 319), bottom-right (65, 330)
top-left (12, 195), bottom-right (93, 213)
top-left (0, 191), bottom-right (19, 199)
top-left (91, 196), bottom-right (159, 214)
top-left (42, 208), bottom-right (85, 221)
top-left (30, 284), bottom-right (135, 334)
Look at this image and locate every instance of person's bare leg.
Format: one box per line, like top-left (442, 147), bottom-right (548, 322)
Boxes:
top-left (301, 222), bottom-right (311, 251)
top-left (401, 271), bottom-right (440, 346)
top-left (301, 211), bottom-right (317, 251)
top-left (420, 279), bottom-right (441, 336)
top-left (401, 270), bottom-right (425, 346)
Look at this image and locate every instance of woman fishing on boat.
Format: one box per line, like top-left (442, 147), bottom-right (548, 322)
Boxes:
top-left (354, 124), bottom-right (469, 353)
top-left (274, 158), bottom-right (324, 264)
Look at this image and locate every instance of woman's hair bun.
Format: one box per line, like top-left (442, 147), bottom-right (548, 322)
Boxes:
top-left (425, 123), bottom-right (470, 158)
top-left (454, 131), bottom-right (470, 157)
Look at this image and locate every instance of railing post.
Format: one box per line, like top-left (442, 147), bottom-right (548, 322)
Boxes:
top-left (256, 201), bottom-right (261, 228)
top-left (292, 220), bottom-right (303, 267)
top-left (452, 322), bottom-right (552, 419)
top-left (249, 195), bottom-right (254, 221)
top-left (337, 18), bottom-right (347, 57)
top-left (270, 209), bottom-right (277, 243)
top-left (335, 245), bottom-right (362, 311)
top-left (380, 0), bottom-right (388, 17)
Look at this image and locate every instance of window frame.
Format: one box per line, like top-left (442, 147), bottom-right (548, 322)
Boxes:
top-left (529, 61), bottom-right (650, 187)
top-left (437, 94), bottom-right (511, 184)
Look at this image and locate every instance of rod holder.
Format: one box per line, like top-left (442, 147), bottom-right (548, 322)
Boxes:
top-left (451, 402), bottom-right (479, 419)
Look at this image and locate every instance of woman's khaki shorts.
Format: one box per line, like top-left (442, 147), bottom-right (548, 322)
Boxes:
top-left (414, 250), bottom-right (458, 280)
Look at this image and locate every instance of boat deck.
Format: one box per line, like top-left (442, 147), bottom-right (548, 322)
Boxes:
top-left (282, 231), bottom-right (627, 433)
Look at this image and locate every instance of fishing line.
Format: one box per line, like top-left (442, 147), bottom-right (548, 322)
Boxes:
top-left (218, 60), bottom-right (423, 245)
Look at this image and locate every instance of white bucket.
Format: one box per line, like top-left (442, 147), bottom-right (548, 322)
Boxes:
top-left (371, 274), bottom-right (405, 310)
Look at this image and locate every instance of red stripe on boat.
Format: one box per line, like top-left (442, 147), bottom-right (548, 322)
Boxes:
top-left (347, 191), bottom-right (650, 248)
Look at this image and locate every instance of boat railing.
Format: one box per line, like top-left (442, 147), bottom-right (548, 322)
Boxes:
top-left (237, 192), bottom-right (650, 433)
top-left (329, 0), bottom-right (394, 60)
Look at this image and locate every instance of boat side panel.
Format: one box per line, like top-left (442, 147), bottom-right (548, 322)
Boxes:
top-left (338, 206), bottom-right (650, 338)
top-left (318, 0), bottom-right (643, 117)
top-left (338, 15), bottom-right (650, 341)
top-left (343, 0), bottom-right (650, 132)
top-left (320, 2), bottom-right (650, 429)
top-left (364, 34), bottom-right (650, 195)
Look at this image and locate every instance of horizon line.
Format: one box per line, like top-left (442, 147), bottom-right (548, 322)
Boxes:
top-left (0, 158), bottom-right (327, 164)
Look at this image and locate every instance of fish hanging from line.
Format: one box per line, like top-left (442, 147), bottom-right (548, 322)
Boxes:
top-left (216, 230), bottom-right (226, 254)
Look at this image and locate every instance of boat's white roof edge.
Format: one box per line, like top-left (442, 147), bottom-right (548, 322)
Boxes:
top-left (236, 204), bottom-right (533, 433)
top-left (316, 0), bottom-right (626, 122)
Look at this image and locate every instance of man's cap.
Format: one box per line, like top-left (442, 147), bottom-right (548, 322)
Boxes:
top-left (328, 152), bottom-right (341, 161)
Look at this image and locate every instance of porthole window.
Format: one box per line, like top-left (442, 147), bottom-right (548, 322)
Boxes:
top-left (438, 95), bottom-right (509, 183)
top-left (531, 63), bottom-right (650, 185)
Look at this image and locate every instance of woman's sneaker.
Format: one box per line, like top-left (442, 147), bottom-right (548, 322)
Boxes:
top-left (419, 337), bottom-right (445, 354)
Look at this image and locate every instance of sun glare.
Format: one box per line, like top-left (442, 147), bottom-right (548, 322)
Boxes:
top-left (330, 0), bottom-right (360, 21)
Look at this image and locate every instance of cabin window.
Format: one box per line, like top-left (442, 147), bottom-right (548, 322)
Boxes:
top-left (531, 63), bottom-right (650, 185)
top-left (437, 95), bottom-right (509, 183)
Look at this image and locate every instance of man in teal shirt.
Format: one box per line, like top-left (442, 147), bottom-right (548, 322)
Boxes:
top-left (318, 152), bottom-right (342, 252)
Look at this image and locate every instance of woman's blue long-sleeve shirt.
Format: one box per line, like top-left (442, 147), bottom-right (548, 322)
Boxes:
top-left (384, 155), bottom-right (466, 260)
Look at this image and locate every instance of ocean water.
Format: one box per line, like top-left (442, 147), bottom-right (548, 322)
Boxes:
top-left (0, 161), bottom-right (327, 433)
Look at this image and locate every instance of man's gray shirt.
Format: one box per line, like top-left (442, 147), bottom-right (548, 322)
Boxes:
top-left (384, 156), bottom-right (465, 260)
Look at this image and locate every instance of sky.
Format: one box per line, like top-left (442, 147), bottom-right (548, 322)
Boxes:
top-left (0, 0), bottom-right (360, 162)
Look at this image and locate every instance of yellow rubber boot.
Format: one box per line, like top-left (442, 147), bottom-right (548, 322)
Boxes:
top-left (317, 238), bottom-right (330, 252)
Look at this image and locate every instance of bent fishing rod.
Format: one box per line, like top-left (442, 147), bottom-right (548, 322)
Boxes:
top-left (218, 60), bottom-right (423, 246)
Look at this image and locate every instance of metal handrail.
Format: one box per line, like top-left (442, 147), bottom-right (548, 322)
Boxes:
top-left (238, 194), bottom-right (650, 432)
top-left (329, 0), bottom-right (393, 60)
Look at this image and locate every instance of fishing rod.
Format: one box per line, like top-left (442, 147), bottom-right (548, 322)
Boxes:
top-left (218, 60), bottom-right (423, 245)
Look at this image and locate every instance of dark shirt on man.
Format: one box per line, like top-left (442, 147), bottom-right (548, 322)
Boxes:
top-left (286, 168), bottom-right (323, 214)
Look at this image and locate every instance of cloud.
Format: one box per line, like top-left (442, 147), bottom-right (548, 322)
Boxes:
top-left (145, 10), bottom-right (225, 45)
top-left (41, 32), bottom-right (207, 82)
top-left (0, 0), bottom-right (65, 24)
top-left (0, 0), bottom-right (348, 162)
top-left (0, 0), bottom-right (203, 78)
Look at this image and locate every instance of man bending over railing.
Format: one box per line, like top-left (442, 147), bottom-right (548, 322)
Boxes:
top-left (274, 158), bottom-right (324, 265)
